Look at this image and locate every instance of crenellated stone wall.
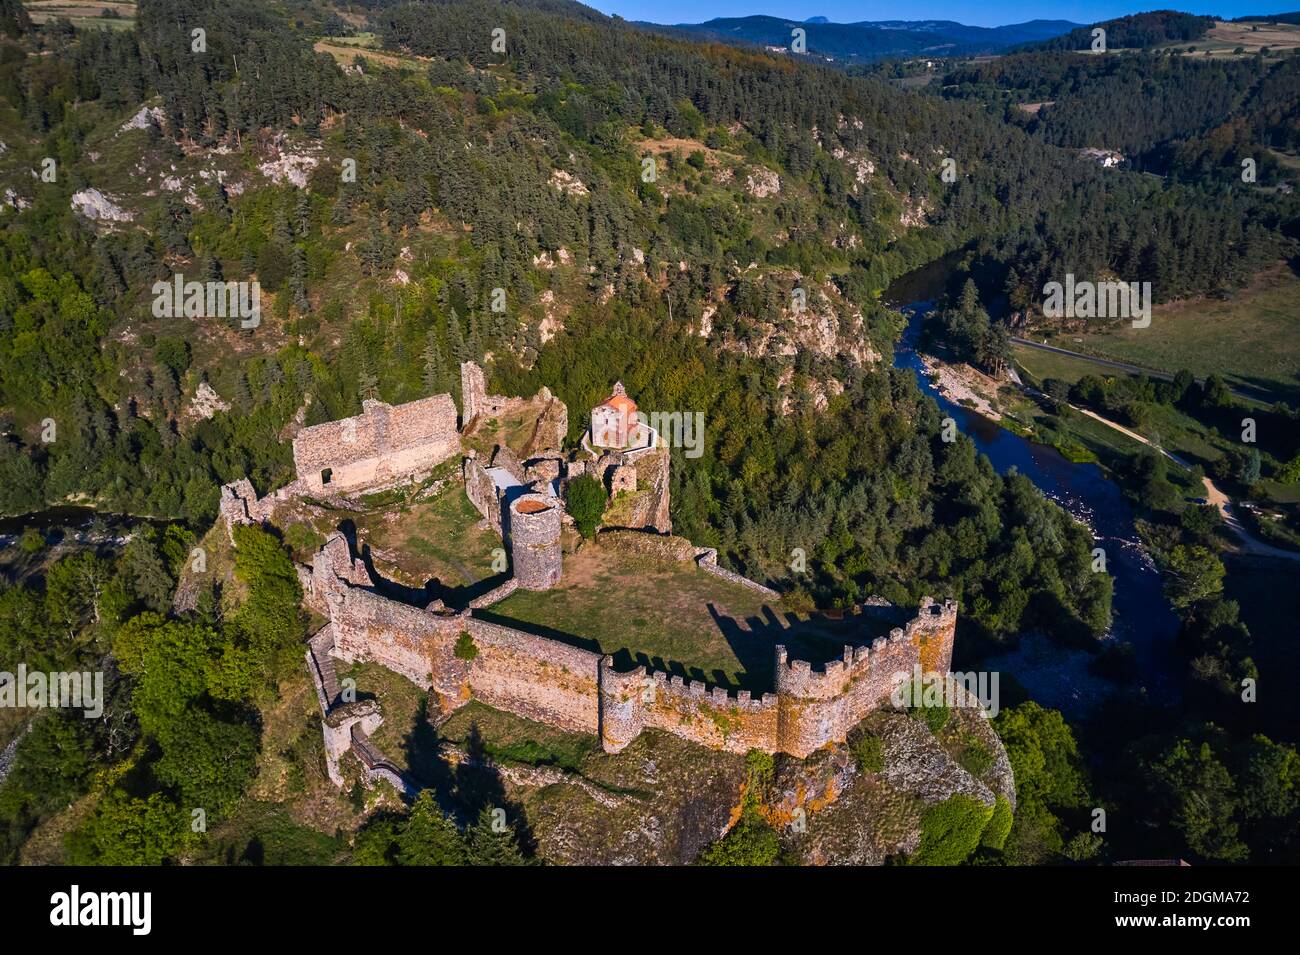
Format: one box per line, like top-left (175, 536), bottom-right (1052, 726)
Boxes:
top-left (773, 597), bottom-right (958, 757)
top-left (304, 531), bottom-right (958, 760)
top-left (599, 660), bottom-right (780, 755)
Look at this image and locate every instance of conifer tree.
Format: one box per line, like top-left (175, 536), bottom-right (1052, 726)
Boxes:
top-left (422, 329), bottom-right (447, 395)
top-left (396, 792), bottom-right (466, 866)
top-left (465, 806), bottom-right (529, 866)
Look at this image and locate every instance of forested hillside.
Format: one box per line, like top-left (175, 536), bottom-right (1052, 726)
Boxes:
top-left (0, 0), bottom-right (1292, 595)
top-left (943, 50), bottom-right (1300, 180)
top-left (1026, 10), bottom-right (1215, 50)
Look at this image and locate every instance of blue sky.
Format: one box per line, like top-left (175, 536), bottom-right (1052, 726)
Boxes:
top-left (586, 2), bottom-right (1298, 28)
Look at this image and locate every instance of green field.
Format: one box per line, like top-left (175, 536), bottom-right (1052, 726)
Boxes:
top-left (1066, 265), bottom-right (1300, 404)
top-left (24, 1), bottom-right (136, 30)
top-left (1154, 20), bottom-right (1300, 58)
top-left (1014, 344), bottom-right (1300, 504)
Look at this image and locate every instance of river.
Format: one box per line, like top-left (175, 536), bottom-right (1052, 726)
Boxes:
top-left (885, 271), bottom-right (1180, 716)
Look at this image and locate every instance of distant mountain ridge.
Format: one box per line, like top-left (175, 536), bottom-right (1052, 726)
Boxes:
top-left (640, 14), bottom-right (1083, 62)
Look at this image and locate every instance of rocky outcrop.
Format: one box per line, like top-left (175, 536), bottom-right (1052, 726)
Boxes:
top-left (71, 188), bottom-right (133, 223)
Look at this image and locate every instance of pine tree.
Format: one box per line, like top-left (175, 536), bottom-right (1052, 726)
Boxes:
top-left (295, 192), bottom-right (310, 236)
top-left (273, 209), bottom-right (292, 244)
top-left (396, 792), bottom-right (466, 866)
top-left (447, 308), bottom-right (466, 363)
top-left (422, 329), bottom-right (446, 395)
top-left (467, 310), bottom-right (483, 362)
top-left (465, 806), bottom-right (529, 866)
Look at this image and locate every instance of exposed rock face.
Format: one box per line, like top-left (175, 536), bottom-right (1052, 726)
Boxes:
top-left (495, 700), bottom-right (1014, 865)
top-left (70, 188), bottom-right (133, 222)
top-left (187, 381), bottom-right (230, 421)
top-left (258, 148), bottom-right (319, 188)
top-left (899, 195), bottom-right (931, 228)
top-left (549, 169), bottom-right (588, 197)
top-left (119, 105), bottom-right (165, 133)
top-left (745, 166), bottom-right (781, 198)
top-left (520, 731), bottom-right (751, 865)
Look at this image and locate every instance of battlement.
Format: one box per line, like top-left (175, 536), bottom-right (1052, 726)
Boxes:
top-left (297, 521), bottom-right (957, 763)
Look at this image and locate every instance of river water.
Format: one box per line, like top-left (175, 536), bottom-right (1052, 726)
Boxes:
top-left (886, 275), bottom-right (1180, 715)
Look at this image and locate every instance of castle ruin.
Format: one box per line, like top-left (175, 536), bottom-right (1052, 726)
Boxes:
top-left (292, 394), bottom-right (459, 496)
top-left (220, 361), bottom-right (960, 787)
top-left (301, 528), bottom-right (956, 759)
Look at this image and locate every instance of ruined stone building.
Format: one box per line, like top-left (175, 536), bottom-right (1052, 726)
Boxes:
top-left (220, 363), bottom-right (959, 783)
top-left (292, 394), bottom-right (459, 495)
top-left (298, 527), bottom-right (958, 761)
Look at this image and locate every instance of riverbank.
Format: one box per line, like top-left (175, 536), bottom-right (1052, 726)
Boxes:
top-left (890, 301), bottom-right (1181, 713)
top-left (918, 353), bottom-right (1003, 421)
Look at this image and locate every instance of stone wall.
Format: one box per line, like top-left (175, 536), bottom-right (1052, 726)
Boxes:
top-left (463, 453), bottom-right (503, 535)
top-left (292, 394), bottom-right (459, 495)
top-left (457, 619), bottom-right (602, 734)
top-left (695, 547), bottom-right (779, 598)
top-left (599, 661), bottom-right (779, 755)
top-left (599, 597), bottom-right (956, 757)
top-left (331, 585), bottom-right (450, 687)
top-left (774, 597), bottom-right (958, 757)
top-left (306, 531), bottom-right (957, 762)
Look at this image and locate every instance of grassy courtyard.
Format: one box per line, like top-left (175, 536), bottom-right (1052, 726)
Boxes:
top-left (483, 541), bottom-right (900, 691)
top-left (348, 483), bottom-right (504, 602)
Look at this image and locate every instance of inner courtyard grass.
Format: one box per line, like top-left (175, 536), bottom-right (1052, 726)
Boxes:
top-left (483, 541), bottom-right (900, 691)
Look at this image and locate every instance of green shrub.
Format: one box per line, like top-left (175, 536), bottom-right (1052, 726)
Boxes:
top-left (697, 815), bottom-right (782, 866)
top-left (851, 732), bottom-right (885, 773)
top-left (454, 632), bottom-right (478, 661)
top-left (911, 794), bottom-right (994, 865)
top-left (913, 699), bottom-right (951, 734)
top-left (565, 474), bottom-right (606, 539)
top-left (980, 795), bottom-right (1013, 851)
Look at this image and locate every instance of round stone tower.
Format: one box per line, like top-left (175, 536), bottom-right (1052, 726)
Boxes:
top-left (508, 492), bottom-right (563, 590)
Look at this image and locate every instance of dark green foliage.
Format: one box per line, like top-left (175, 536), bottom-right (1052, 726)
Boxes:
top-left (981, 795), bottom-right (1014, 851)
top-left (396, 792), bottom-right (466, 866)
top-left (464, 805), bottom-right (532, 865)
top-left (698, 750), bottom-right (782, 865)
top-left (697, 813), bottom-right (783, 866)
top-left (565, 473), bottom-right (606, 540)
top-left (993, 702), bottom-right (1093, 864)
top-left (1029, 12), bottom-right (1215, 51)
top-left (66, 791), bottom-right (190, 866)
top-left (850, 731), bottom-right (885, 773)
top-left (154, 707), bottom-right (259, 815)
top-left (454, 632), bottom-right (479, 661)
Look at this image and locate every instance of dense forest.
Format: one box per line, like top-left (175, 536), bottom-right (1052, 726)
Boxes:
top-left (1026, 10), bottom-right (1215, 51)
top-left (943, 50), bottom-right (1300, 181)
